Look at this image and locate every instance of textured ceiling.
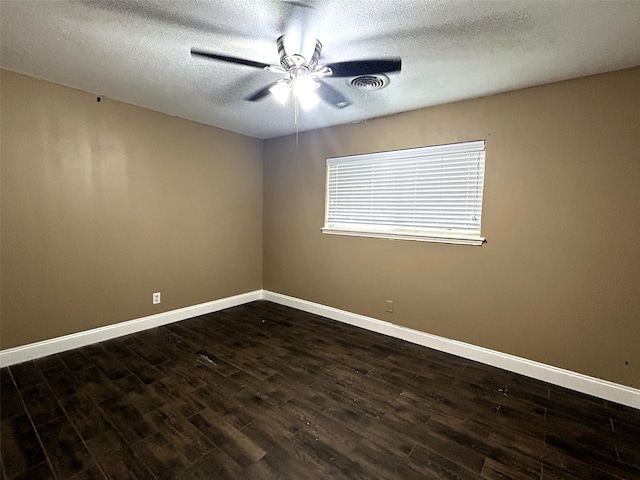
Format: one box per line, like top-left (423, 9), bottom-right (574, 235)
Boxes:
top-left (2, 0), bottom-right (640, 139)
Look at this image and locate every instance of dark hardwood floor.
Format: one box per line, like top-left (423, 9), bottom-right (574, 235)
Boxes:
top-left (1, 301), bottom-right (639, 479)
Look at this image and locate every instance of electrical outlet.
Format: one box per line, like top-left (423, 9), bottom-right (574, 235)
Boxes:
top-left (152, 292), bottom-right (161, 304)
top-left (385, 300), bottom-right (394, 313)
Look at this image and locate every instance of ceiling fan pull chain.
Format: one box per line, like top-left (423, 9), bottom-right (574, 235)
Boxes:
top-left (294, 96), bottom-right (299, 146)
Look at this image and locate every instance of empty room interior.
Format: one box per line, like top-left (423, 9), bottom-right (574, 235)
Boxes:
top-left (1, 1), bottom-right (639, 479)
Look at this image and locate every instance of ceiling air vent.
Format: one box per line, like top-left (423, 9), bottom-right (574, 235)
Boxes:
top-left (349, 74), bottom-right (390, 91)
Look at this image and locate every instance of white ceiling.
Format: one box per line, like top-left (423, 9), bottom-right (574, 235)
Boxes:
top-left (2, 0), bottom-right (640, 139)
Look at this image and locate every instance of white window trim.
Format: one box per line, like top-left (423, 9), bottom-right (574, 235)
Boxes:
top-left (321, 227), bottom-right (485, 246)
top-left (322, 140), bottom-right (486, 246)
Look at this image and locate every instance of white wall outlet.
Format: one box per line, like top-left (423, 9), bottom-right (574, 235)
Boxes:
top-left (152, 292), bottom-right (161, 304)
top-left (385, 300), bottom-right (394, 313)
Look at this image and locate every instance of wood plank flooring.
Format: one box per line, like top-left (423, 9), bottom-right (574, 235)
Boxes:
top-left (1, 301), bottom-right (639, 479)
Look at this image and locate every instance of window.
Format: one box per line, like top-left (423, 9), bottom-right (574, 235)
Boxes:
top-left (322, 140), bottom-right (486, 245)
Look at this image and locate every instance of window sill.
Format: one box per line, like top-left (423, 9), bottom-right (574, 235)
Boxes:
top-left (321, 228), bottom-right (486, 246)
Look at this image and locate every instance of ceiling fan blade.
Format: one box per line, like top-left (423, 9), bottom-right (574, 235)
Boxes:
top-left (325, 58), bottom-right (402, 77)
top-left (191, 49), bottom-right (271, 70)
top-left (316, 81), bottom-right (351, 109)
top-left (245, 83), bottom-right (279, 102)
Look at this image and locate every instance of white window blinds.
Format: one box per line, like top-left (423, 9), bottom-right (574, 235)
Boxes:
top-left (322, 140), bottom-right (486, 245)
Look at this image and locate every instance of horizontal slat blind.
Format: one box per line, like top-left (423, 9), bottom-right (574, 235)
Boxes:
top-left (324, 140), bottom-right (486, 240)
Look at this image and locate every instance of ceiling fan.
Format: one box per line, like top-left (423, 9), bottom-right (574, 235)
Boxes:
top-left (191, 35), bottom-right (401, 109)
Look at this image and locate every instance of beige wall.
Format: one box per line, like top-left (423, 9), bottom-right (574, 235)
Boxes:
top-left (2, 67), bottom-right (639, 389)
top-left (263, 67), bottom-right (640, 389)
top-left (0, 70), bottom-right (263, 349)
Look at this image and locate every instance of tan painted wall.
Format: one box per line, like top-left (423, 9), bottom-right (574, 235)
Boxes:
top-left (2, 67), bottom-right (639, 389)
top-left (263, 67), bottom-right (640, 389)
top-left (0, 70), bottom-right (263, 349)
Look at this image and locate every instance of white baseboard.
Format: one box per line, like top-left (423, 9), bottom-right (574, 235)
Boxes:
top-left (0, 290), bottom-right (262, 368)
top-left (3, 288), bottom-right (638, 409)
top-left (262, 290), bottom-right (640, 409)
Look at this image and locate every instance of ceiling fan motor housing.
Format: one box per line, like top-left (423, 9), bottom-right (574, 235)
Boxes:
top-left (277, 35), bottom-right (323, 72)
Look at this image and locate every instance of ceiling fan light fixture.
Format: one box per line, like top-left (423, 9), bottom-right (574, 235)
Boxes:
top-left (291, 75), bottom-right (319, 109)
top-left (269, 81), bottom-right (291, 105)
top-left (299, 90), bottom-right (320, 110)
top-left (292, 75), bottom-right (318, 95)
